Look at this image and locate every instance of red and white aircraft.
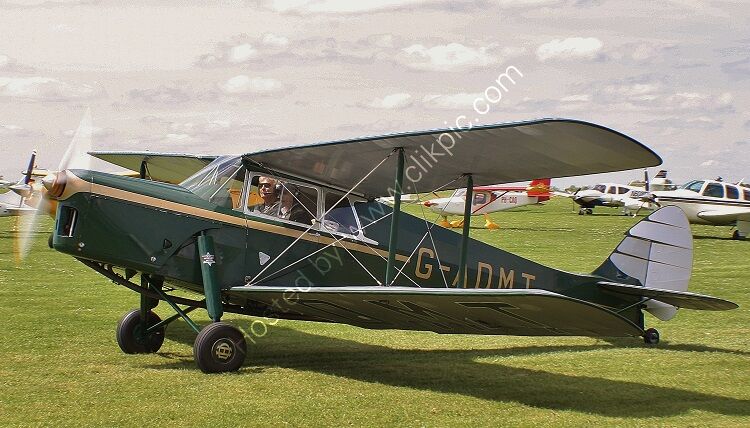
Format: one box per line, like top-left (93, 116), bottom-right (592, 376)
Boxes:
top-left (423, 179), bottom-right (551, 229)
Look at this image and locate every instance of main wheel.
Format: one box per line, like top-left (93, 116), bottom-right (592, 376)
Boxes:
top-left (732, 230), bottom-right (745, 241)
top-left (194, 322), bottom-right (247, 373)
top-left (116, 309), bottom-right (165, 354)
top-left (643, 328), bottom-right (660, 345)
top-left (578, 209), bottom-right (585, 215)
top-left (586, 208), bottom-right (593, 215)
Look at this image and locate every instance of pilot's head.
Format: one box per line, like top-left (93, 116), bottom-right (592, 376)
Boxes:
top-left (258, 176), bottom-right (279, 205)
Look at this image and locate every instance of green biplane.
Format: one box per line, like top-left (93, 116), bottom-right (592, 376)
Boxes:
top-left (34, 118), bottom-right (737, 373)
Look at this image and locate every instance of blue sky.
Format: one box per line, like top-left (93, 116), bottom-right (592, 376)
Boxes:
top-left (0, 0), bottom-right (747, 188)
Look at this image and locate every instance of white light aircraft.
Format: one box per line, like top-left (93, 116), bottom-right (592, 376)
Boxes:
top-left (423, 179), bottom-right (551, 229)
top-left (646, 179), bottom-right (750, 240)
top-left (560, 170), bottom-right (673, 215)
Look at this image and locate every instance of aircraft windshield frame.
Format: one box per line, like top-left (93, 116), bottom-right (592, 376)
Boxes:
top-left (180, 155), bottom-right (246, 208)
top-left (681, 180), bottom-right (705, 193)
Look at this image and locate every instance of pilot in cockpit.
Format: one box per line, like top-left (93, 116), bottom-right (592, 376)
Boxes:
top-left (253, 176), bottom-right (281, 215)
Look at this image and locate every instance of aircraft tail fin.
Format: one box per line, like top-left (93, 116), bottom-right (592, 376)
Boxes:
top-left (526, 178), bottom-right (551, 202)
top-left (592, 206), bottom-right (693, 321)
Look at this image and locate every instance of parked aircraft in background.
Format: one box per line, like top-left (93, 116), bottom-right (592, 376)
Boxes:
top-left (559, 183), bottom-right (653, 215)
top-left (645, 179), bottom-right (750, 240)
top-left (423, 179), bottom-right (550, 229)
top-left (559, 169), bottom-right (674, 215)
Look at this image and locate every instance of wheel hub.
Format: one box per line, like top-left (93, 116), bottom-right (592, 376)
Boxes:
top-left (211, 339), bottom-right (234, 361)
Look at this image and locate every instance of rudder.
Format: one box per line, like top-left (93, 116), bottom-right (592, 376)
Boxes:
top-left (593, 206), bottom-right (693, 320)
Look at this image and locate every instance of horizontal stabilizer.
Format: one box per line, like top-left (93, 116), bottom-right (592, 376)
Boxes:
top-left (227, 285), bottom-right (643, 337)
top-left (598, 281), bottom-right (737, 311)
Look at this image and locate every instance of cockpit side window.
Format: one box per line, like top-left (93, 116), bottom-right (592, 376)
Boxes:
top-left (618, 187), bottom-right (629, 194)
top-left (725, 185), bottom-right (739, 200)
top-left (606, 186), bottom-right (616, 194)
top-left (592, 184), bottom-right (606, 192)
top-left (683, 180), bottom-right (704, 193)
top-left (702, 183), bottom-right (724, 198)
top-left (473, 192), bottom-right (488, 205)
top-left (323, 191), bottom-right (359, 236)
top-left (244, 175), bottom-right (318, 226)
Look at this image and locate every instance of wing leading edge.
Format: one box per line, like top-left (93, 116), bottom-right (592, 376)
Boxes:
top-left (227, 286), bottom-right (644, 337)
top-left (243, 119), bottom-right (662, 198)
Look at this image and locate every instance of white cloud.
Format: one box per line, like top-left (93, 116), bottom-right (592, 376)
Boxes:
top-left (365, 92), bottom-right (412, 109)
top-left (560, 94), bottom-right (591, 102)
top-left (400, 43), bottom-right (499, 71)
top-left (129, 84), bottom-right (194, 104)
top-left (0, 76), bottom-right (103, 101)
top-left (262, 0), bottom-right (448, 13)
top-left (218, 75), bottom-right (283, 95)
top-left (262, 33), bottom-right (289, 48)
top-left (422, 93), bottom-right (484, 110)
top-left (0, 54), bottom-right (34, 73)
top-left (640, 116), bottom-right (722, 131)
top-left (229, 43), bottom-right (258, 63)
top-left (0, 123), bottom-right (42, 137)
top-left (536, 37), bottom-right (603, 61)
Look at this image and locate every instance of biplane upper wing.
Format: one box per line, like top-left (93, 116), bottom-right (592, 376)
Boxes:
top-left (89, 151), bottom-right (218, 184)
top-left (227, 286), bottom-right (644, 337)
top-left (243, 119), bottom-right (661, 198)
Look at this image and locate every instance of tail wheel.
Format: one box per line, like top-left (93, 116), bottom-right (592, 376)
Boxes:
top-left (643, 328), bottom-right (660, 345)
top-left (194, 322), bottom-right (247, 373)
top-left (116, 309), bottom-right (165, 354)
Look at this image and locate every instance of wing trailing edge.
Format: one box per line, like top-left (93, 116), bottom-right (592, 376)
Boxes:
top-left (227, 285), bottom-right (644, 337)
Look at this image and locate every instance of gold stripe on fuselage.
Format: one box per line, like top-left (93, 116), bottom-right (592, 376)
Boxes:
top-left (62, 171), bottom-right (408, 261)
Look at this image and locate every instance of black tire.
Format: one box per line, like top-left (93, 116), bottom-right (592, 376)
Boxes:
top-left (586, 208), bottom-right (593, 215)
top-left (116, 309), bottom-right (165, 354)
top-left (194, 322), bottom-right (247, 373)
top-left (578, 209), bottom-right (585, 215)
top-left (643, 328), bottom-right (660, 345)
top-left (732, 230), bottom-right (745, 241)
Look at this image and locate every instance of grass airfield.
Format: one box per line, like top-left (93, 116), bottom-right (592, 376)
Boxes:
top-left (0, 197), bottom-right (748, 427)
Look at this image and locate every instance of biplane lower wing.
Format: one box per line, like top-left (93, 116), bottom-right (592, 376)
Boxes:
top-left (227, 286), bottom-right (644, 337)
top-left (597, 281), bottom-right (738, 311)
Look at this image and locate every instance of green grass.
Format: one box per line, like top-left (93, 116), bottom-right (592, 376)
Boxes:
top-left (1, 198), bottom-right (748, 427)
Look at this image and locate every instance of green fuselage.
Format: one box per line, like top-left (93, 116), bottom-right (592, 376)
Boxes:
top-left (52, 169), bottom-right (643, 327)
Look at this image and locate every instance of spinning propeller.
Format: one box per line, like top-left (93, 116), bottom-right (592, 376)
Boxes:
top-left (13, 108), bottom-right (93, 262)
